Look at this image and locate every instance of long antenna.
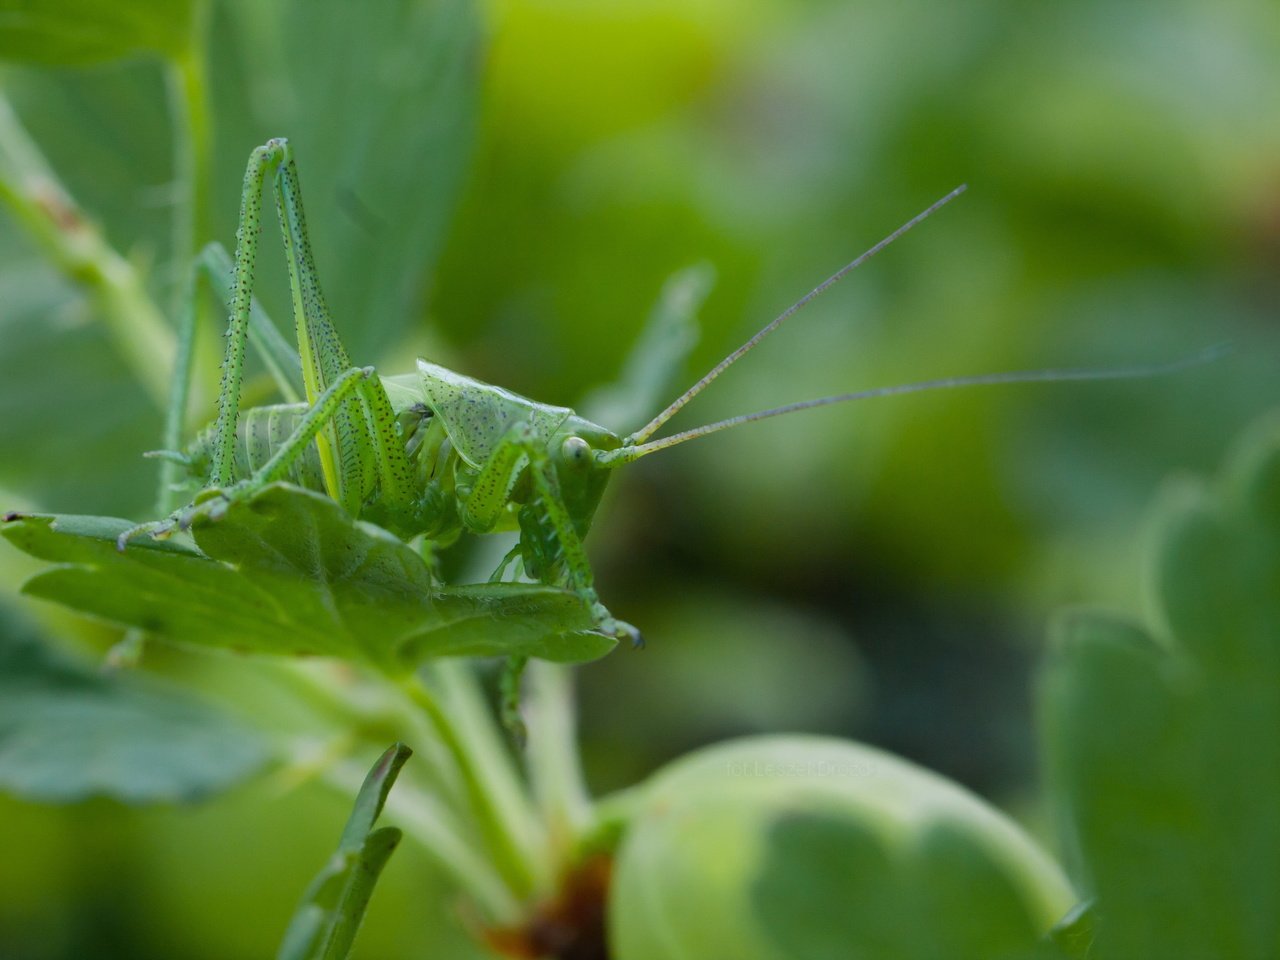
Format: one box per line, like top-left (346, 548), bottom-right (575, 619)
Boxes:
top-left (627, 184), bottom-right (968, 445)
top-left (596, 345), bottom-right (1230, 467)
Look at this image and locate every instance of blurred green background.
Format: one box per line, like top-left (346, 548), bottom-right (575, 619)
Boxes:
top-left (1, 0), bottom-right (1277, 956)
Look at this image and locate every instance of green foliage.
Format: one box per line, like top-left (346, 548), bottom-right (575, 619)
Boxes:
top-left (1041, 416), bottom-right (1280, 958)
top-left (0, 253), bottom-right (159, 513)
top-left (0, 0), bottom-right (1277, 956)
top-left (0, 0), bottom-right (195, 65)
top-left (578, 262), bottom-right (714, 430)
top-left (1041, 902), bottom-right (1096, 960)
top-left (258, 0), bottom-right (473, 360)
top-left (0, 0), bottom-right (481, 517)
top-left (210, 0), bottom-right (482, 364)
top-left (3, 483), bottom-right (615, 668)
top-left (608, 736), bottom-right (1074, 960)
top-left (0, 615), bottom-right (265, 803)
top-left (277, 744), bottom-right (410, 960)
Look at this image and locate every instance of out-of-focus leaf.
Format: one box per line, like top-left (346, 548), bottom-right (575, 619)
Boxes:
top-left (2, 483), bottom-right (615, 668)
top-left (610, 736), bottom-right (1074, 960)
top-left (0, 254), bottom-right (159, 517)
top-left (335, 742), bottom-right (409, 852)
top-left (0, 0), bottom-right (482, 522)
top-left (0, 613), bottom-right (266, 803)
top-left (277, 743), bottom-right (410, 960)
top-left (0, 0), bottom-right (194, 65)
top-left (211, 0), bottom-right (482, 363)
top-left (1042, 901), bottom-right (1096, 959)
top-left (1040, 414), bottom-right (1280, 958)
top-left (579, 262), bottom-right (713, 433)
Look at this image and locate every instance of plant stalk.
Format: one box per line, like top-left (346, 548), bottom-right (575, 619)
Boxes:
top-left (0, 92), bottom-right (174, 406)
top-left (158, 6), bottom-right (213, 512)
top-left (403, 669), bottom-right (549, 900)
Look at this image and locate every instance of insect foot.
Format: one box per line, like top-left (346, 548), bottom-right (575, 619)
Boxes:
top-left (114, 483), bottom-right (255, 552)
top-left (115, 517), bottom-right (177, 552)
top-left (598, 609), bottom-right (644, 650)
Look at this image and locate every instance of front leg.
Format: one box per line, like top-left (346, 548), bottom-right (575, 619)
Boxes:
top-left (459, 424), bottom-right (641, 647)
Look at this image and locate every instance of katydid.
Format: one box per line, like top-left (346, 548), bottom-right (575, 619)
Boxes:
top-left (121, 138), bottom-right (1220, 651)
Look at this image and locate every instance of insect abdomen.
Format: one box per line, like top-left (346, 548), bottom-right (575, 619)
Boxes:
top-left (240, 404), bottom-right (328, 491)
top-left (185, 404), bottom-right (327, 492)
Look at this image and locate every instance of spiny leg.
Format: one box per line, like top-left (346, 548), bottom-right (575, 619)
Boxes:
top-left (459, 423), bottom-right (641, 647)
top-left (117, 366), bottom-right (380, 550)
top-left (142, 139), bottom-right (419, 541)
top-left (196, 241), bottom-right (303, 402)
top-left (203, 137), bottom-right (396, 514)
top-left (457, 428), bottom-right (529, 533)
top-left (355, 371), bottom-right (418, 524)
top-left (122, 374), bottom-right (419, 551)
top-left (271, 142), bottom-right (375, 515)
top-left (521, 434), bottom-right (642, 647)
top-left (197, 229), bottom-right (419, 526)
top-left (147, 241), bottom-right (305, 486)
top-left (238, 367), bottom-right (378, 494)
top-left (267, 140), bottom-right (423, 526)
top-left (122, 142), bottom-right (291, 547)
top-left (455, 430), bottom-right (549, 715)
top-left (208, 141), bottom-right (289, 489)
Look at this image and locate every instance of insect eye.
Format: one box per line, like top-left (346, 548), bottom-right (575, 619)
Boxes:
top-left (561, 436), bottom-right (591, 464)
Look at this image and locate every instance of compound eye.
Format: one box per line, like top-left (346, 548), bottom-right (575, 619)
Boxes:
top-left (561, 436), bottom-right (591, 465)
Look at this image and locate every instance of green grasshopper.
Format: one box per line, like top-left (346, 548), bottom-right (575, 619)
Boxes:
top-left (121, 138), bottom-right (1216, 650)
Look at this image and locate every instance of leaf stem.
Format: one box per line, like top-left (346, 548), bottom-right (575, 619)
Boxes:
top-left (265, 668), bottom-right (525, 923)
top-left (265, 660), bottom-right (462, 797)
top-left (0, 92), bottom-right (174, 406)
top-left (524, 662), bottom-right (593, 851)
top-left (158, 8), bottom-right (213, 513)
top-left (402, 667), bottom-right (550, 900)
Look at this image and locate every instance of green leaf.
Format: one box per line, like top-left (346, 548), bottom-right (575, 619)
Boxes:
top-left (0, 0), bottom-right (195, 65)
top-left (0, 0), bottom-right (482, 520)
top-left (277, 743), bottom-right (410, 960)
top-left (336, 741), bottom-right (411, 853)
top-left (0, 255), bottom-right (160, 517)
top-left (1042, 901), bottom-right (1096, 959)
top-left (211, 0), bottom-right (483, 363)
top-left (1040, 414), bottom-right (1280, 958)
top-left (579, 262), bottom-right (714, 432)
top-left (610, 736), bottom-right (1074, 960)
top-left (0, 613), bottom-right (266, 803)
top-left (2, 483), bottom-right (615, 669)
